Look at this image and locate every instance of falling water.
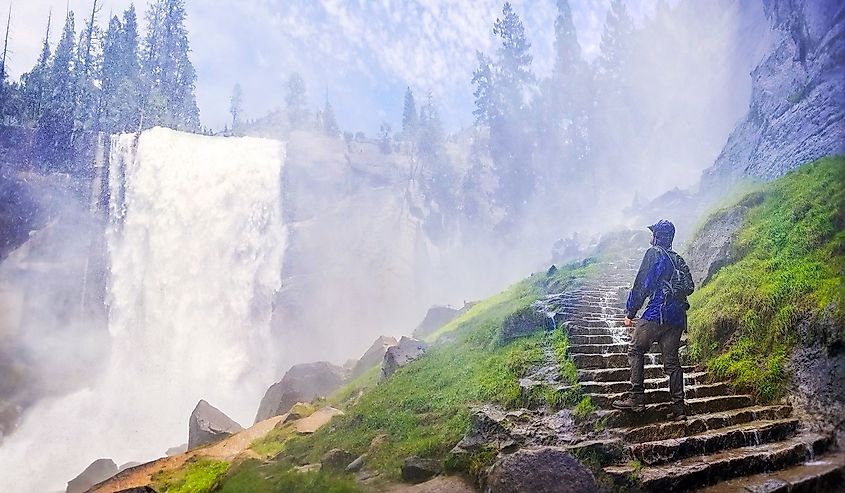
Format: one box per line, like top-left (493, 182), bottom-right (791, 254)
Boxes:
top-left (0, 128), bottom-right (287, 492)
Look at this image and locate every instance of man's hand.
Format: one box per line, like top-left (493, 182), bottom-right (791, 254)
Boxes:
top-left (623, 316), bottom-right (633, 327)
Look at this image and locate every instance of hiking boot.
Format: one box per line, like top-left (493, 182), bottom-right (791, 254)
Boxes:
top-left (668, 403), bottom-right (686, 421)
top-left (611, 393), bottom-right (645, 412)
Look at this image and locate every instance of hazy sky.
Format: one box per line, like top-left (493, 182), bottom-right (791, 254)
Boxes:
top-left (1, 0), bottom-right (665, 133)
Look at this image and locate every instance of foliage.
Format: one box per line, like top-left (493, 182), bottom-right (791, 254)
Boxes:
top-left (151, 457), bottom-right (229, 493)
top-left (215, 460), bottom-right (360, 493)
top-left (573, 396), bottom-right (597, 420)
top-left (687, 157), bottom-right (845, 401)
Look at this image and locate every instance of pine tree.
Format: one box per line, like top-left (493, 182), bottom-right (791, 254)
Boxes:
top-left (285, 72), bottom-right (307, 128)
top-left (471, 51), bottom-right (495, 124)
top-left (141, 0), bottom-right (200, 131)
top-left (21, 12), bottom-right (53, 124)
top-left (229, 83), bottom-right (243, 132)
top-left (417, 91), bottom-right (443, 160)
top-left (36, 11), bottom-right (77, 170)
top-left (322, 92), bottom-right (339, 137)
top-left (597, 0), bottom-right (633, 86)
top-left (75, 0), bottom-right (102, 132)
top-left (401, 86), bottom-right (418, 138)
top-left (487, 2), bottom-right (536, 224)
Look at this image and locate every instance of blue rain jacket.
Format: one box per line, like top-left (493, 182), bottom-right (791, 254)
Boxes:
top-left (625, 221), bottom-right (690, 329)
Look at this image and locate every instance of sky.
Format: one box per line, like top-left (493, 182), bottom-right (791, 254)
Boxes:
top-left (1, 0), bottom-right (665, 133)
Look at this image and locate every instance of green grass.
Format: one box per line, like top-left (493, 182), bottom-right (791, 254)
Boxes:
top-left (151, 458), bottom-right (230, 493)
top-left (687, 156), bottom-right (845, 401)
top-left (573, 396), bottom-right (597, 420)
top-left (215, 459), bottom-right (360, 493)
top-left (214, 261), bottom-right (595, 488)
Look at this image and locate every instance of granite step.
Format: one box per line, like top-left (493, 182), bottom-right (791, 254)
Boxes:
top-left (603, 433), bottom-right (832, 492)
top-left (578, 371), bottom-right (709, 395)
top-left (616, 404), bottom-right (793, 444)
top-left (627, 418), bottom-right (800, 466)
top-left (573, 352), bottom-right (662, 369)
top-left (587, 382), bottom-right (733, 408)
top-left (600, 394), bottom-right (755, 428)
top-left (692, 450), bottom-right (845, 492)
top-left (577, 365), bottom-right (696, 383)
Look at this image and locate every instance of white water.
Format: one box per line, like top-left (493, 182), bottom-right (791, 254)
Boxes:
top-left (0, 127), bottom-right (287, 492)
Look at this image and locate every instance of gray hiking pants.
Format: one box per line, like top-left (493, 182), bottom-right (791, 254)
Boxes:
top-left (629, 320), bottom-right (684, 405)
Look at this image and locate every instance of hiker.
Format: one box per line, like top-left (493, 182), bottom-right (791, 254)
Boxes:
top-left (611, 219), bottom-right (694, 421)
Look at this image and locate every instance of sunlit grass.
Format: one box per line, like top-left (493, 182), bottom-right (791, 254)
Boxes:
top-left (687, 156), bottom-right (844, 401)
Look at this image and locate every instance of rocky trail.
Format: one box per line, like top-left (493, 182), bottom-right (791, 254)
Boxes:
top-left (544, 258), bottom-right (845, 491)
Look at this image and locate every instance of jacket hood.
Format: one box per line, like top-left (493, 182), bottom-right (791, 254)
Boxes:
top-left (648, 219), bottom-right (675, 248)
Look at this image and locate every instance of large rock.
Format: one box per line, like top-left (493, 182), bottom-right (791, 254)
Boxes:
top-left (254, 361), bottom-right (347, 423)
top-left (497, 306), bottom-right (549, 345)
top-left (682, 198), bottom-right (756, 287)
top-left (381, 337), bottom-right (429, 380)
top-left (187, 400), bottom-right (244, 450)
top-left (486, 447), bottom-right (597, 493)
top-left (294, 406), bottom-right (345, 434)
top-left (412, 305), bottom-right (470, 339)
top-left (702, 0), bottom-right (845, 186)
top-left (66, 458), bottom-right (118, 493)
top-left (401, 456), bottom-right (442, 484)
top-left (351, 336), bottom-right (397, 378)
top-left (321, 448), bottom-right (357, 472)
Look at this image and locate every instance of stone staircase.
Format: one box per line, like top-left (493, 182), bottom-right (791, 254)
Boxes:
top-left (540, 258), bottom-right (845, 492)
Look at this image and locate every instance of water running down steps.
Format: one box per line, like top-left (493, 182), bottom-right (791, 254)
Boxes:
top-left (535, 256), bottom-right (845, 491)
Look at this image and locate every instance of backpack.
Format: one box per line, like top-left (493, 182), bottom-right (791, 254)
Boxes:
top-left (655, 246), bottom-right (695, 299)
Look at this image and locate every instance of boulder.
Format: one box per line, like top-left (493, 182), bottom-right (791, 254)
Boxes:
top-left (114, 488), bottom-right (158, 493)
top-left (294, 406), bottom-right (344, 434)
top-left (683, 202), bottom-right (753, 287)
top-left (413, 305), bottom-right (463, 339)
top-left (351, 336), bottom-right (397, 377)
top-left (66, 458), bottom-right (118, 493)
top-left (497, 306), bottom-right (548, 344)
top-left (254, 361), bottom-right (347, 423)
top-left (486, 447), bottom-right (597, 493)
top-left (187, 400), bottom-right (244, 450)
top-left (165, 443), bottom-right (187, 456)
top-left (346, 454), bottom-right (366, 472)
top-left (401, 456), bottom-right (442, 484)
top-left (321, 448), bottom-right (357, 472)
top-left (381, 337), bottom-right (429, 380)
top-left (282, 402), bottom-right (316, 423)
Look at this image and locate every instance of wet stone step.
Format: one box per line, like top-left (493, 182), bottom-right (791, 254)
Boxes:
top-left (603, 433), bottom-right (832, 492)
top-left (587, 382), bottom-right (734, 408)
top-left (569, 335), bottom-right (618, 345)
top-left (577, 365), bottom-right (696, 383)
top-left (569, 343), bottom-right (630, 355)
top-left (628, 418), bottom-right (800, 466)
top-left (579, 371), bottom-right (708, 395)
top-left (692, 450), bottom-right (845, 493)
top-left (572, 352), bottom-right (663, 369)
top-left (617, 405), bottom-right (794, 444)
top-left (601, 394), bottom-right (755, 428)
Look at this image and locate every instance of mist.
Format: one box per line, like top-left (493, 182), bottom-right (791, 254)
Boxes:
top-left (0, 0), bottom-right (784, 490)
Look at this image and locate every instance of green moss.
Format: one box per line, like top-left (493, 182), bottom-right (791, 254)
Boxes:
top-left (215, 459), bottom-right (360, 493)
top-left (152, 458), bottom-right (229, 493)
top-left (687, 156), bottom-right (845, 401)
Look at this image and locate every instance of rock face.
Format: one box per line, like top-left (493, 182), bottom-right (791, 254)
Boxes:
top-left (486, 447), bottom-right (597, 493)
top-left (412, 305), bottom-right (468, 339)
top-left (188, 400), bottom-right (244, 450)
top-left (381, 337), bottom-right (429, 380)
top-left (682, 196), bottom-right (758, 287)
top-left (351, 336), bottom-right (398, 377)
top-left (321, 448), bottom-right (357, 472)
top-left (293, 406), bottom-right (345, 434)
top-left (497, 306), bottom-right (549, 344)
top-left (401, 456), bottom-right (442, 484)
top-left (702, 0), bottom-right (845, 186)
top-left (66, 458), bottom-right (118, 493)
top-left (254, 361), bottom-right (347, 423)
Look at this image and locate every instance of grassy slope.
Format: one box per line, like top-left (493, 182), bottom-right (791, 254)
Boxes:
top-left (207, 262), bottom-right (594, 492)
top-left (687, 156), bottom-right (844, 401)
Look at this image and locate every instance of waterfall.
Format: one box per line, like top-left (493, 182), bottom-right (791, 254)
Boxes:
top-left (0, 127), bottom-right (287, 492)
